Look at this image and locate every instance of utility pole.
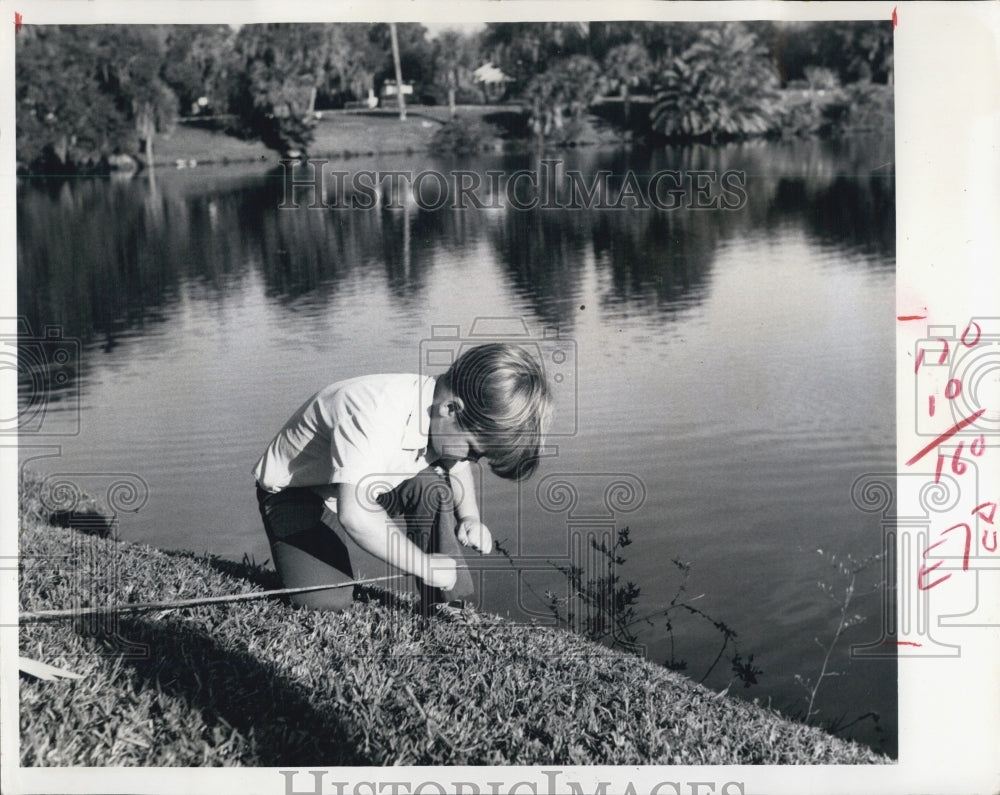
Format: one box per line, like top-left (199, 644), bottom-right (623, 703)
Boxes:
top-left (389, 22), bottom-right (407, 121)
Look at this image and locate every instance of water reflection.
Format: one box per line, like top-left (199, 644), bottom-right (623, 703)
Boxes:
top-left (16, 136), bottom-right (896, 754)
top-left (17, 136), bottom-right (894, 397)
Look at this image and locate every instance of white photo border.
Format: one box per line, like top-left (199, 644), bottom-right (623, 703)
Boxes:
top-left (2, 2), bottom-right (998, 793)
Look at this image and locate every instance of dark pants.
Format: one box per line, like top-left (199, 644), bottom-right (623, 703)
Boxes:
top-left (256, 468), bottom-right (474, 611)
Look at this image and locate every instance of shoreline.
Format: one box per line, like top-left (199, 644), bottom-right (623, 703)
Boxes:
top-left (17, 473), bottom-right (890, 766)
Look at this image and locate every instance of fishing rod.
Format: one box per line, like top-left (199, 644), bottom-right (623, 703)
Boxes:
top-left (19, 574), bottom-right (407, 624)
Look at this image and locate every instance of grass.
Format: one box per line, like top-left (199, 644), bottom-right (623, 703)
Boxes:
top-left (17, 472), bottom-right (890, 766)
top-left (148, 104), bottom-right (625, 168)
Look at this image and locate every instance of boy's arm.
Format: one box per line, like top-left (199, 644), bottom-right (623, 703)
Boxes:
top-left (336, 482), bottom-right (457, 590)
top-left (448, 461), bottom-right (493, 554)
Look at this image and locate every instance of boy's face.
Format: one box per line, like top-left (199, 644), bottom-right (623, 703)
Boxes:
top-left (428, 383), bottom-right (485, 465)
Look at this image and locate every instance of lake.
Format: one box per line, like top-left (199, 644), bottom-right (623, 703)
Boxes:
top-left (17, 136), bottom-right (897, 755)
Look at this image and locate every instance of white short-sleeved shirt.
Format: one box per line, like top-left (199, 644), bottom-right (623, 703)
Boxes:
top-left (253, 374), bottom-right (436, 514)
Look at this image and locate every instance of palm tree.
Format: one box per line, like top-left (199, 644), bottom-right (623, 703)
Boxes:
top-left (651, 24), bottom-right (780, 143)
top-left (602, 42), bottom-right (652, 127)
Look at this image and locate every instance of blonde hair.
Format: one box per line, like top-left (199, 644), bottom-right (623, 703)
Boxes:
top-left (442, 343), bottom-right (552, 480)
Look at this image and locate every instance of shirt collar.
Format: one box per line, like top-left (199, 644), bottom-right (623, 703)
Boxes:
top-left (401, 375), bottom-right (437, 451)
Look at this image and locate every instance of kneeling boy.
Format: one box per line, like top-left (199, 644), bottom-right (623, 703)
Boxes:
top-left (253, 343), bottom-right (552, 611)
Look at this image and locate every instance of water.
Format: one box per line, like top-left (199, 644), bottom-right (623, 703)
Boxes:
top-left (17, 137), bottom-right (897, 755)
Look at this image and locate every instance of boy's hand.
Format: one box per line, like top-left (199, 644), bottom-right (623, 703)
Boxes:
top-left (425, 554), bottom-right (458, 590)
top-left (457, 520), bottom-right (493, 554)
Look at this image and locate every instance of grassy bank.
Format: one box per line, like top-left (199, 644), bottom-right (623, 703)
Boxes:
top-left (17, 474), bottom-right (889, 766)
top-left (151, 105), bottom-right (623, 168)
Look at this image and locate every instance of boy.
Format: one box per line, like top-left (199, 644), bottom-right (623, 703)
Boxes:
top-left (253, 343), bottom-right (552, 612)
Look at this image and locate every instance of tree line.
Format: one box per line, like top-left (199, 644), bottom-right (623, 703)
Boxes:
top-left (15, 21), bottom-right (893, 173)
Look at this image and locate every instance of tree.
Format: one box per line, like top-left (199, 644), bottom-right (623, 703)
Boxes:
top-left (651, 23), bottom-right (780, 142)
top-left (389, 22), bottom-right (407, 121)
top-left (16, 25), bottom-right (177, 172)
top-left (230, 24), bottom-right (332, 154)
top-left (432, 29), bottom-right (480, 117)
top-left (92, 26), bottom-right (178, 167)
top-left (482, 22), bottom-right (590, 97)
top-left (602, 42), bottom-right (653, 125)
top-left (524, 55), bottom-right (603, 139)
top-left (160, 25), bottom-right (236, 115)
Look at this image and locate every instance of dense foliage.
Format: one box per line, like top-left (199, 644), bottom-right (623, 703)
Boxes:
top-left (16, 26), bottom-right (176, 171)
top-left (15, 20), bottom-right (893, 171)
top-left (651, 25), bottom-right (781, 142)
top-left (428, 116), bottom-right (499, 155)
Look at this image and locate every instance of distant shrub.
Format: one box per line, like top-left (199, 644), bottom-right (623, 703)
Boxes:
top-left (428, 116), bottom-right (498, 155)
top-left (775, 81), bottom-right (893, 138)
top-left (837, 82), bottom-right (894, 133)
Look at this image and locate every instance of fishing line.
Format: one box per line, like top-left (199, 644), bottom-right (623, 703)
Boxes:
top-left (20, 574), bottom-right (407, 623)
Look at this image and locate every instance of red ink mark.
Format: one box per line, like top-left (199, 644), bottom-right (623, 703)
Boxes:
top-left (897, 315), bottom-right (926, 321)
top-left (883, 640), bottom-right (923, 647)
top-left (972, 502), bottom-right (997, 524)
top-left (914, 348), bottom-right (925, 374)
top-left (941, 522), bottom-right (971, 571)
top-left (905, 409), bottom-right (987, 465)
top-left (934, 452), bottom-right (945, 484)
top-left (928, 395), bottom-right (936, 417)
top-left (945, 379), bottom-right (962, 400)
top-left (892, 6), bottom-right (898, 29)
top-left (14, 11), bottom-right (22, 33)
top-left (961, 321), bottom-right (982, 348)
top-left (951, 441), bottom-right (967, 475)
top-left (918, 561), bottom-right (949, 590)
top-left (971, 435), bottom-right (986, 457)
top-left (921, 538), bottom-right (948, 558)
top-left (983, 531), bottom-right (998, 553)
top-left (936, 338), bottom-right (950, 364)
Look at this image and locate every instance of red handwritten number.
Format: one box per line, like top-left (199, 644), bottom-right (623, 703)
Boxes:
top-left (928, 395), bottom-right (936, 417)
top-left (961, 321), bottom-right (982, 348)
top-left (951, 442), bottom-right (967, 475)
top-left (917, 561), bottom-right (948, 590)
top-left (984, 532), bottom-right (998, 553)
top-left (936, 338), bottom-right (950, 364)
top-left (942, 523), bottom-right (972, 571)
top-left (970, 435), bottom-right (986, 457)
top-left (945, 379), bottom-right (962, 400)
top-left (934, 453), bottom-right (945, 484)
top-left (914, 348), bottom-right (925, 374)
top-left (918, 559), bottom-right (949, 590)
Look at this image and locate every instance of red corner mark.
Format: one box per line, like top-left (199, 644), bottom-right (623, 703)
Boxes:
top-left (15, 11), bottom-right (23, 33)
top-left (892, 7), bottom-right (898, 29)
top-left (883, 641), bottom-right (922, 647)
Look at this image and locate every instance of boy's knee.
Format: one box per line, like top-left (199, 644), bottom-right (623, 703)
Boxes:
top-left (387, 469), bottom-right (453, 516)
